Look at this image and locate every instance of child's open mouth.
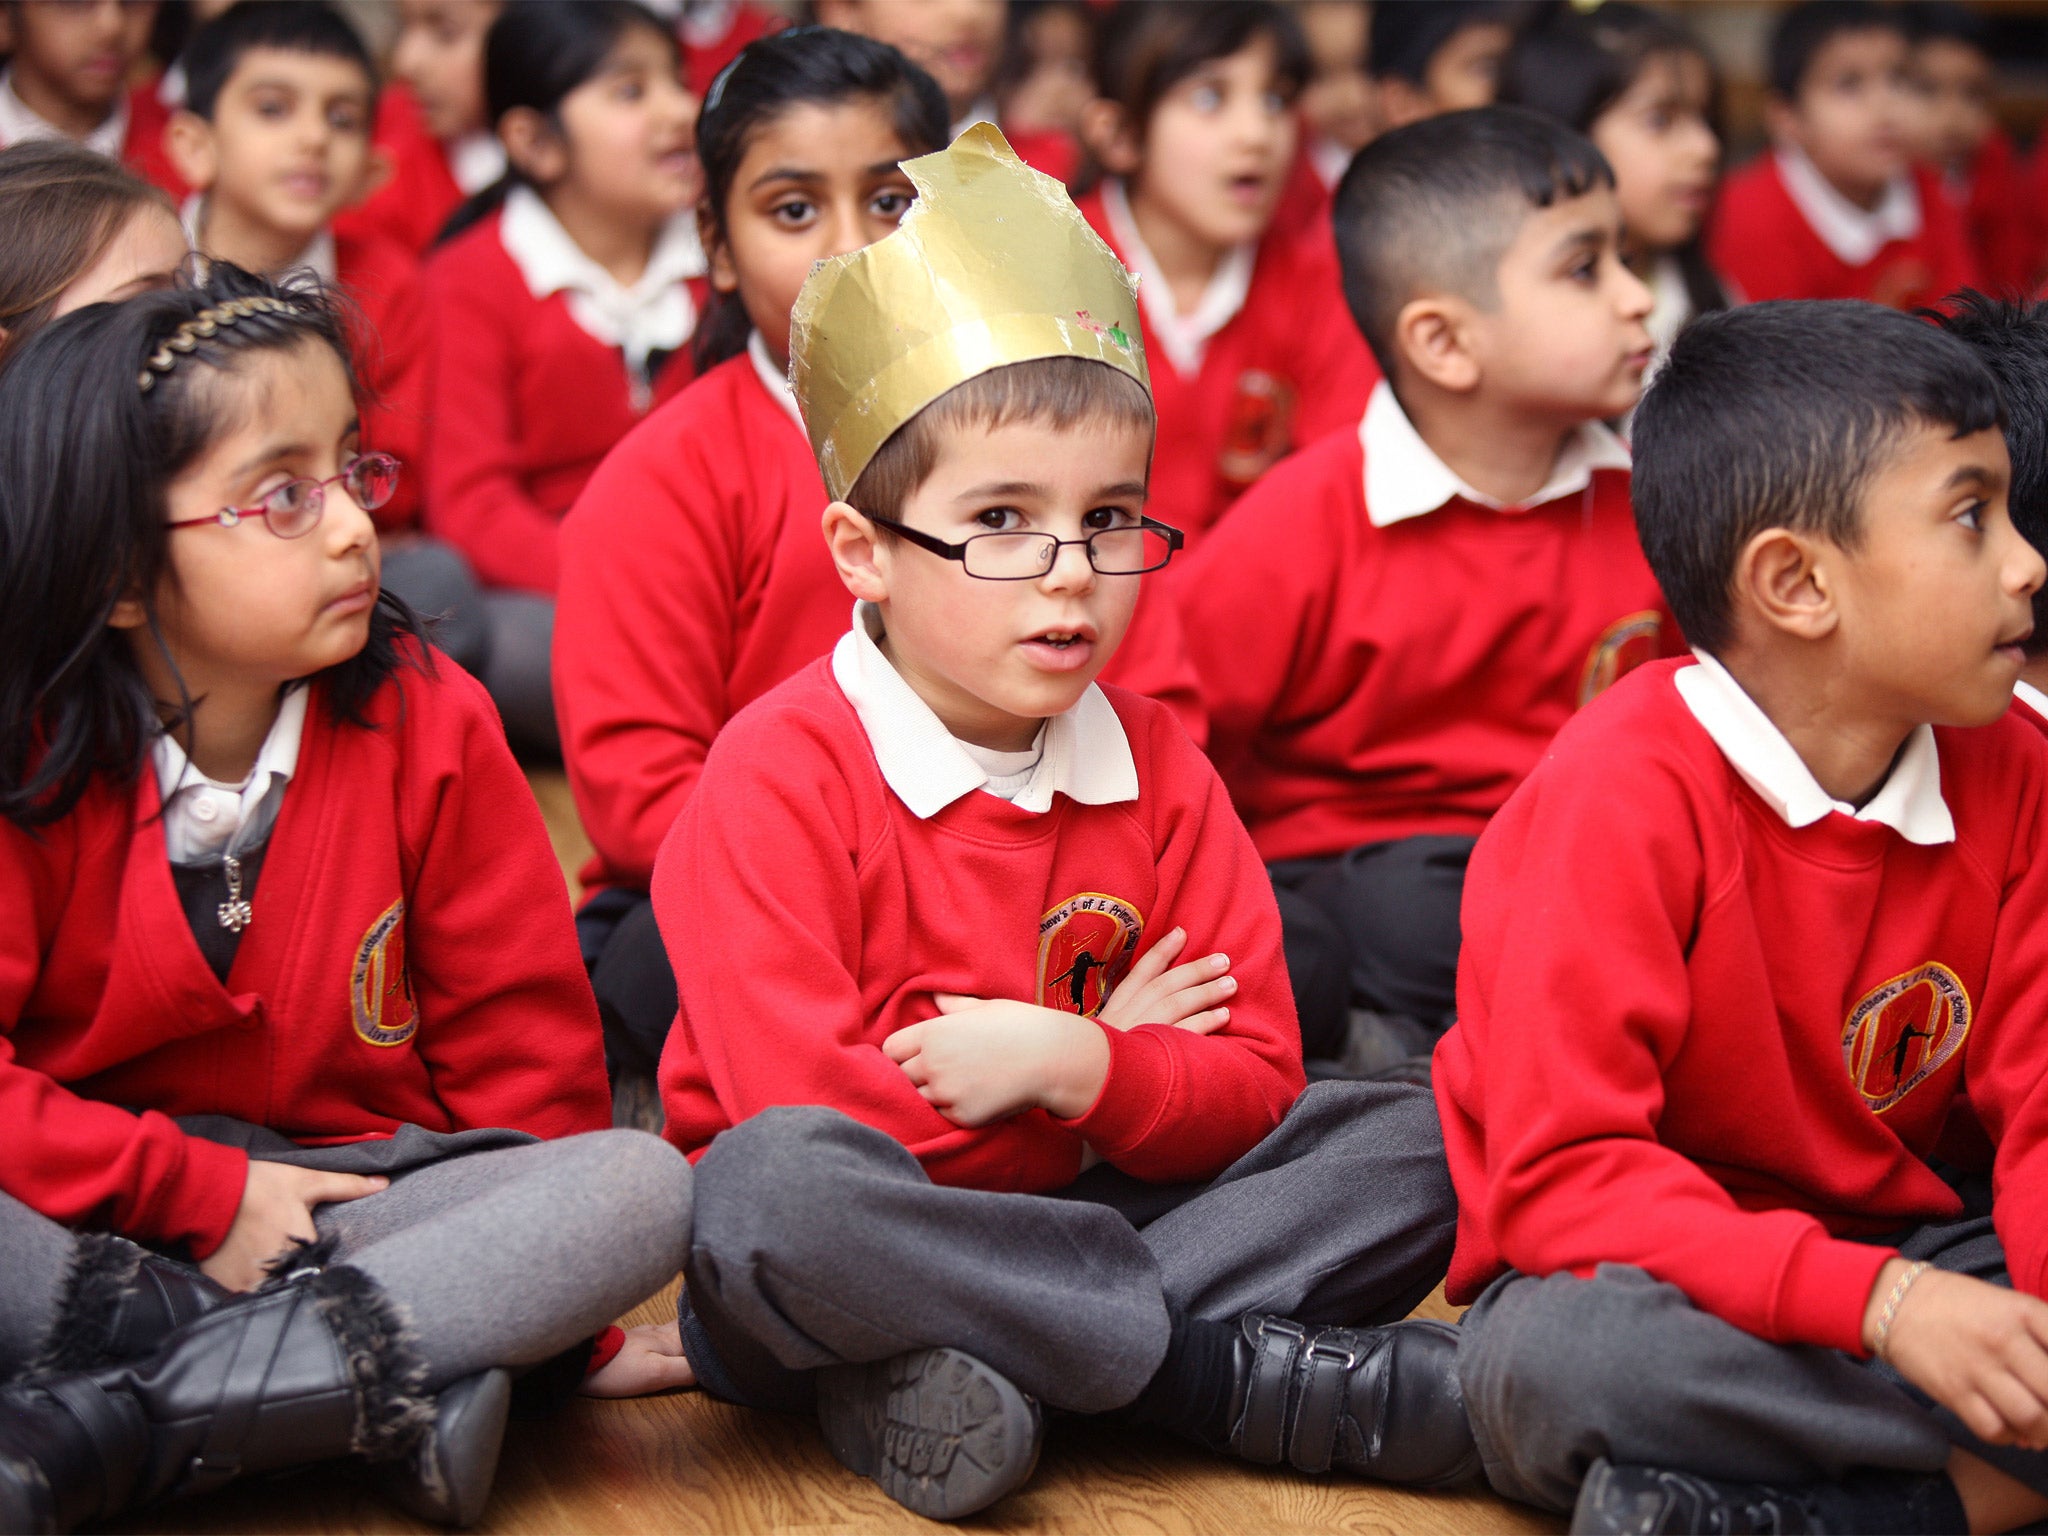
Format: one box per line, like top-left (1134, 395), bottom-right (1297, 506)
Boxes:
top-left (1021, 629), bottom-right (1096, 671)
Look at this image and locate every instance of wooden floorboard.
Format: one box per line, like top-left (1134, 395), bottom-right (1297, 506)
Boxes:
top-left (112, 770), bottom-right (1562, 1533)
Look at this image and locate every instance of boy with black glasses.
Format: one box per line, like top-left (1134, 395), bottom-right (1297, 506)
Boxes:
top-left (649, 126), bottom-right (1472, 1523)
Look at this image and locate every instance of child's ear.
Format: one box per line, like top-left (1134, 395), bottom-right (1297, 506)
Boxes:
top-left (106, 589), bottom-right (151, 633)
top-left (164, 110), bottom-right (220, 195)
top-left (1391, 294), bottom-right (1481, 395)
top-left (1734, 527), bottom-right (1839, 642)
top-left (823, 500), bottom-right (891, 603)
top-left (1078, 98), bottom-right (1141, 178)
top-left (699, 203), bottom-right (738, 296)
top-left (1374, 76), bottom-right (1433, 132)
top-left (498, 106), bottom-right (567, 186)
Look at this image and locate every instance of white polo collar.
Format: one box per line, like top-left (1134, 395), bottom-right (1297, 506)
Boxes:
top-left (182, 195), bottom-right (336, 283)
top-left (500, 184), bottom-right (703, 394)
top-left (0, 65), bottom-right (127, 159)
top-left (1359, 380), bottom-right (1631, 528)
top-left (1676, 650), bottom-right (1953, 845)
top-left (830, 600), bottom-right (1139, 818)
top-left (447, 130), bottom-right (506, 195)
top-left (1099, 177), bottom-right (1254, 378)
top-left (152, 685), bottom-right (309, 864)
top-left (747, 330), bottom-right (804, 432)
top-left (1774, 144), bottom-right (1921, 268)
top-left (2016, 679), bottom-right (2048, 719)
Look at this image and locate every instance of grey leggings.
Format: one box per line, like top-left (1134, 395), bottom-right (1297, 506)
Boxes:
top-left (0, 1128), bottom-right (689, 1391)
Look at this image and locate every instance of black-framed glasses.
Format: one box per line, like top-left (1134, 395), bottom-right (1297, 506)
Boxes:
top-left (865, 513), bottom-right (1183, 580)
top-left (167, 452), bottom-right (402, 539)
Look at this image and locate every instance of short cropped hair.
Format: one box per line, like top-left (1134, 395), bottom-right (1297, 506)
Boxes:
top-left (847, 357), bottom-right (1156, 523)
top-left (1768, 0), bottom-right (1903, 101)
top-left (183, 1), bottom-right (380, 122)
top-left (1632, 301), bottom-right (2005, 656)
top-left (1368, 0), bottom-right (1513, 85)
top-left (1935, 292), bottom-right (2048, 653)
top-left (1331, 104), bottom-right (1612, 374)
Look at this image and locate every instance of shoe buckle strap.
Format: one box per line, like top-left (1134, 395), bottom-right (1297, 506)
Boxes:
top-left (44, 1374), bottom-right (146, 1519)
top-left (1286, 1331), bottom-right (1358, 1476)
top-left (1239, 1317), bottom-right (1306, 1466)
top-left (184, 1287), bottom-right (305, 1496)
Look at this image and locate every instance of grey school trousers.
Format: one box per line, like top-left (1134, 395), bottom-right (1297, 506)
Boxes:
top-left (1456, 1197), bottom-right (2048, 1512)
top-left (680, 1079), bottom-right (1457, 1415)
top-left (0, 1125), bottom-right (690, 1391)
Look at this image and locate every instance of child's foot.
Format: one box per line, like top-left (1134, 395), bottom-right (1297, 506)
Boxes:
top-left (1571, 1458), bottom-right (1968, 1535)
top-left (815, 1347), bottom-right (1042, 1520)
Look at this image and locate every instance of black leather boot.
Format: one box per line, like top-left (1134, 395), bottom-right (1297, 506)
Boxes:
top-left (0, 1249), bottom-right (435, 1534)
top-left (27, 1234), bottom-right (230, 1378)
top-left (1210, 1314), bottom-right (1481, 1488)
top-left (1571, 1459), bottom-right (1968, 1536)
top-left (815, 1347), bottom-right (1044, 1521)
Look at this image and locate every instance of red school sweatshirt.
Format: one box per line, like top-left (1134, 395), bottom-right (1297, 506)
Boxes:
top-left (1076, 186), bottom-right (1379, 542)
top-left (1435, 659), bottom-right (2048, 1353)
top-left (335, 226), bottom-right (430, 532)
top-left (653, 663), bottom-right (1304, 1189)
top-left (0, 647), bottom-right (609, 1258)
top-left (1708, 153), bottom-right (1977, 310)
top-left (1176, 424), bottom-right (1672, 865)
top-left (334, 85), bottom-right (465, 258)
top-left (555, 352), bottom-right (1210, 896)
top-left (422, 209), bottom-right (700, 594)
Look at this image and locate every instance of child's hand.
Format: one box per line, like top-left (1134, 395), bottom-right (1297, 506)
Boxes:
top-left (581, 1320), bottom-right (697, 1398)
top-left (201, 1161), bottom-right (388, 1292)
top-left (1869, 1261), bottom-right (2048, 1449)
top-left (1095, 926), bottom-right (1237, 1035)
top-left (885, 997), bottom-right (1110, 1125)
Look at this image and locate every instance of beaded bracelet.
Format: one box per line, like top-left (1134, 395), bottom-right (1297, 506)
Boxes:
top-left (1872, 1260), bottom-right (1931, 1363)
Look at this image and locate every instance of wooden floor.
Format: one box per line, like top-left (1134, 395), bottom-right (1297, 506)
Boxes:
top-left (120, 772), bottom-right (1562, 1535)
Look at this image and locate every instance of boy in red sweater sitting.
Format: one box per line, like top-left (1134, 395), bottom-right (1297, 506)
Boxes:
top-left (1178, 105), bottom-right (1671, 1070)
top-left (1440, 301), bottom-right (2048, 1536)
top-left (658, 125), bottom-right (1471, 1522)
top-left (1710, 1), bottom-right (1976, 312)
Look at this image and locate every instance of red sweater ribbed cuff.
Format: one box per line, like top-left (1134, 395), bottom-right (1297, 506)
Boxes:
top-left (1060, 1021), bottom-right (1174, 1158)
top-left (148, 1137), bottom-right (251, 1260)
top-left (1776, 1232), bottom-right (1896, 1355)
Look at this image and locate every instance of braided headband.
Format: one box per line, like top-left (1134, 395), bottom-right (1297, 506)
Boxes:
top-left (137, 296), bottom-right (305, 393)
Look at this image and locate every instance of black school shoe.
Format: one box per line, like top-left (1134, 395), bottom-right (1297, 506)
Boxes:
top-left (815, 1348), bottom-right (1043, 1520)
top-left (1571, 1458), bottom-right (1970, 1535)
top-left (1206, 1314), bottom-right (1482, 1486)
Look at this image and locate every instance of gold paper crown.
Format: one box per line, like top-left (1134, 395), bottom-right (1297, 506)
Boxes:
top-left (789, 122), bottom-right (1150, 502)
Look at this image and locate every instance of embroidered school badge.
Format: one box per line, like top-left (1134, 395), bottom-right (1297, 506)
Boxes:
top-left (1577, 610), bottom-right (1665, 706)
top-left (1841, 962), bottom-right (1970, 1114)
top-left (351, 898), bottom-right (420, 1047)
top-left (1037, 892), bottom-right (1144, 1017)
top-left (1216, 370), bottom-right (1296, 490)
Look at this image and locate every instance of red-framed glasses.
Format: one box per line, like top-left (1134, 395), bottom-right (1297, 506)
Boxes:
top-left (166, 452), bottom-right (402, 539)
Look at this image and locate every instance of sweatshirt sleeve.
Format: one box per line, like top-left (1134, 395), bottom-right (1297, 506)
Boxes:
top-left (1058, 705), bottom-right (1304, 1181)
top-left (555, 409), bottom-right (742, 889)
top-left (422, 247), bottom-right (565, 593)
top-left (0, 813), bottom-right (249, 1255)
top-left (654, 705), bottom-right (1080, 1188)
top-left (1453, 750), bottom-right (1892, 1353)
top-left (396, 663), bottom-right (610, 1138)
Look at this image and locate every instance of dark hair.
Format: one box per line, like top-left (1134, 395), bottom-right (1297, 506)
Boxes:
top-left (1934, 292), bottom-right (2048, 653)
top-left (692, 27), bottom-right (948, 372)
top-left (1633, 300), bottom-right (2004, 655)
top-left (438, 0), bottom-right (677, 244)
top-left (0, 139), bottom-right (179, 369)
top-left (1085, 1), bottom-right (1309, 182)
top-left (1498, 4), bottom-right (1727, 318)
top-left (1901, 1), bottom-right (1991, 53)
top-left (0, 265), bottom-right (429, 829)
top-left (1769, 0), bottom-right (1905, 101)
top-left (1368, 0), bottom-right (1512, 85)
top-left (181, 0), bottom-right (380, 122)
top-left (1331, 103), bottom-right (1613, 373)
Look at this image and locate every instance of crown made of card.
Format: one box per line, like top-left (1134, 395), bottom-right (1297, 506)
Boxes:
top-left (789, 122), bottom-right (1150, 503)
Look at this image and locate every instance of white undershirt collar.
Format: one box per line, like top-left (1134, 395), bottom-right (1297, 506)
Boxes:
top-left (2015, 679), bottom-right (2048, 719)
top-left (1359, 380), bottom-right (1631, 528)
top-left (1774, 144), bottom-right (1921, 267)
top-left (830, 600), bottom-right (1139, 818)
top-left (747, 329), bottom-right (805, 432)
top-left (1676, 650), bottom-right (1953, 845)
top-left (0, 65), bottom-right (127, 159)
top-left (1099, 177), bottom-right (1253, 377)
top-left (446, 130), bottom-right (506, 195)
top-left (152, 687), bottom-right (310, 864)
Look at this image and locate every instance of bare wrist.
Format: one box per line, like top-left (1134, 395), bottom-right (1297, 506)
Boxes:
top-left (1041, 1013), bottom-right (1112, 1119)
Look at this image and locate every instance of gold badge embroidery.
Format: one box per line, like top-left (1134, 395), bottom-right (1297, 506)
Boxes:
top-left (1578, 610), bottom-right (1665, 706)
top-left (1841, 962), bottom-right (1970, 1113)
top-left (351, 898), bottom-right (419, 1047)
top-left (1037, 892), bottom-right (1144, 1017)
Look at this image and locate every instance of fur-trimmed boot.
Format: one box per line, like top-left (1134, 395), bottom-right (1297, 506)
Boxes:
top-left (0, 1242), bottom-right (443, 1534)
top-left (24, 1234), bottom-right (230, 1379)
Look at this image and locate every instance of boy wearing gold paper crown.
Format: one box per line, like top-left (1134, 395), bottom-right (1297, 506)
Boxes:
top-left (650, 125), bottom-right (1472, 1522)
